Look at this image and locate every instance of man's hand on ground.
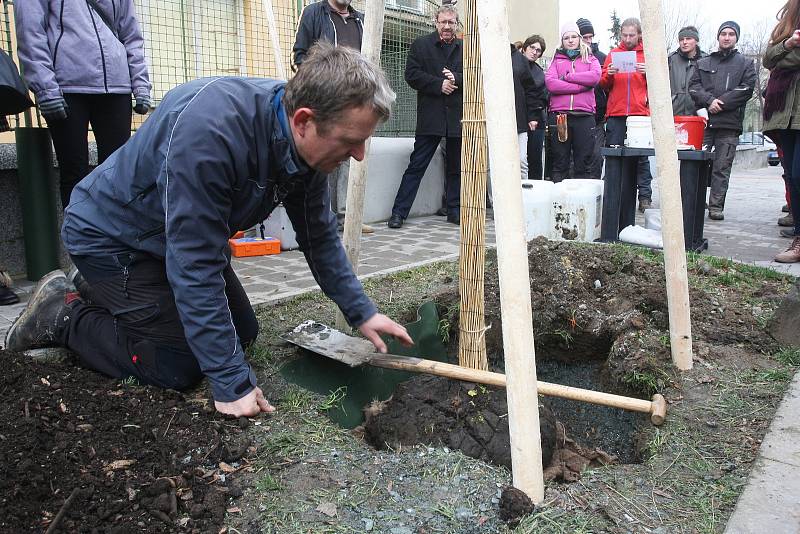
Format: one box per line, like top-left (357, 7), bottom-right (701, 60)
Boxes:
top-left (358, 313), bottom-right (414, 353)
top-left (215, 387), bottom-right (276, 417)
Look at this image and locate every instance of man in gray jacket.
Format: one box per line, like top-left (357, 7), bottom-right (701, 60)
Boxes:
top-left (689, 21), bottom-right (756, 220)
top-left (668, 26), bottom-right (705, 116)
top-left (5, 44), bottom-right (412, 418)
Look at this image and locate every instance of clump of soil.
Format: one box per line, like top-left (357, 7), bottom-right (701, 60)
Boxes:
top-left (498, 486), bottom-right (535, 528)
top-left (362, 375), bottom-right (557, 468)
top-left (0, 350), bottom-right (252, 532)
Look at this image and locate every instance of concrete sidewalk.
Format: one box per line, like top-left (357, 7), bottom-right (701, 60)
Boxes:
top-left (0, 165), bottom-right (798, 533)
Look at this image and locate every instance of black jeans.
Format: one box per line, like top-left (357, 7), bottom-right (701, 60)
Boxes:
top-left (60, 252), bottom-right (258, 391)
top-left (780, 130), bottom-right (800, 235)
top-left (606, 116), bottom-right (653, 199)
top-left (48, 93), bottom-right (132, 208)
top-left (392, 135), bottom-right (461, 219)
top-left (589, 120), bottom-right (606, 179)
top-left (548, 113), bottom-right (596, 182)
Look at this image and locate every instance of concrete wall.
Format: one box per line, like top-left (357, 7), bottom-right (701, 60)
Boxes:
top-left (733, 146), bottom-right (770, 171)
top-left (336, 137), bottom-right (445, 224)
top-left (508, 0), bottom-right (558, 54)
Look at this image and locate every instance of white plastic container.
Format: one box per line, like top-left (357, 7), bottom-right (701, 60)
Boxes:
top-left (551, 179), bottom-right (603, 242)
top-left (625, 116), bottom-right (653, 148)
top-left (521, 179), bottom-right (554, 240)
top-left (260, 204), bottom-right (298, 250)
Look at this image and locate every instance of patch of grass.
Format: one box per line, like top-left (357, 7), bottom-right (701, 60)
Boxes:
top-left (752, 368), bottom-right (792, 382)
top-left (120, 376), bottom-right (140, 387)
top-left (254, 471), bottom-right (282, 492)
top-left (775, 347), bottom-right (800, 367)
top-left (280, 387), bottom-right (315, 413)
top-left (318, 386), bottom-right (347, 412)
top-left (622, 369), bottom-right (660, 396)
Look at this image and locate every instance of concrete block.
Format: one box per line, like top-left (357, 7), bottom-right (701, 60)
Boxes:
top-left (351, 137), bottom-right (445, 224)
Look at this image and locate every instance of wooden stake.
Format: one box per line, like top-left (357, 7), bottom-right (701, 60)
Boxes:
top-left (638, 0), bottom-right (694, 370)
top-left (475, 0), bottom-right (544, 503)
top-left (335, 0), bottom-right (386, 331)
top-left (458, 0), bottom-right (489, 370)
top-left (261, 0), bottom-right (287, 80)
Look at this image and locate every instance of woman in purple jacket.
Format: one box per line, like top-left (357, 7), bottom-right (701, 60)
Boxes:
top-left (545, 22), bottom-right (601, 182)
top-left (15, 0), bottom-right (152, 209)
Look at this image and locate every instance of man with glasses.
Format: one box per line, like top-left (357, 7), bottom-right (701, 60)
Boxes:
top-left (577, 18), bottom-right (608, 180)
top-left (388, 5), bottom-right (463, 228)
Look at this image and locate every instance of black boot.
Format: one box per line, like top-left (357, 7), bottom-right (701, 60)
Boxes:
top-left (0, 271), bottom-right (19, 306)
top-left (4, 270), bottom-right (72, 351)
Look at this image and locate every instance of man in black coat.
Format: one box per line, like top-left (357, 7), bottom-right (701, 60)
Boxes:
top-left (388, 5), bottom-right (463, 228)
top-left (689, 21), bottom-right (756, 220)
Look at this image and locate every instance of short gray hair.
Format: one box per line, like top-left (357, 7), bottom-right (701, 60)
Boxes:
top-left (435, 5), bottom-right (458, 23)
top-left (284, 42), bottom-right (395, 132)
top-left (621, 17), bottom-right (642, 34)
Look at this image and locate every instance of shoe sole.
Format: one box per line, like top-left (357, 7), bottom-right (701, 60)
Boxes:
top-left (4, 270), bottom-right (66, 350)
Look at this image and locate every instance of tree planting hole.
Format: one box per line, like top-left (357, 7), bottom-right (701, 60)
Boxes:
top-left (363, 326), bottom-right (646, 473)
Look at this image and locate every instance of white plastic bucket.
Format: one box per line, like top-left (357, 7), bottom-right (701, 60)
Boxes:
top-left (551, 179), bottom-right (603, 242)
top-left (625, 116), bottom-right (653, 148)
top-left (521, 179), bottom-right (554, 240)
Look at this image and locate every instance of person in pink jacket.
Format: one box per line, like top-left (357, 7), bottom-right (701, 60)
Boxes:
top-left (545, 22), bottom-right (602, 182)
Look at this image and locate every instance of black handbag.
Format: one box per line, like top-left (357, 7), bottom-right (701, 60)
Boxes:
top-left (0, 49), bottom-right (33, 116)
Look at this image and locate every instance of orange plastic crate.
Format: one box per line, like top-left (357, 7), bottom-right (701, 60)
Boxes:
top-left (229, 237), bottom-right (281, 257)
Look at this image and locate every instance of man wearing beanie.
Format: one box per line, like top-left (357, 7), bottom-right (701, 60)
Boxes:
top-left (577, 17), bottom-right (608, 180)
top-left (668, 26), bottom-right (706, 116)
top-left (689, 21), bottom-right (756, 221)
top-left (600, 17), bottom-right (653, 212)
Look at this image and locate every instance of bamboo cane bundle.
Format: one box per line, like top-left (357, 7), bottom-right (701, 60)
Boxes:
top-left (457, 0), bottom-right (489, 371)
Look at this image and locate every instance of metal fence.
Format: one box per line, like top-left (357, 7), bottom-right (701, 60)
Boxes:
top-left (1, 0), bottom-right (438, 137)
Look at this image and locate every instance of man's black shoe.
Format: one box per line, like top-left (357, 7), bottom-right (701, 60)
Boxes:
top-left (387, 215), bottom-right (403, 229)
top-left (0, 271), bottom-right (19, 306)
top-left (0, 285), bottom-right (19, 306)
top-left (435, 207), bottom-right (448, 216)
top-left (4, 270), bottom-right (70, 351)
top-left (447, 213), bottom-right (460, 225)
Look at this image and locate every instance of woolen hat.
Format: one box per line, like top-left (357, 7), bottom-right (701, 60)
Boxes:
top-left (717, 20), bottom-right (740, 40)
top-left (560, 22), bottom-right (581, 39)
top-left (678, 26), bottom-right (700, 41)
top-left (576, 18), bottom-right (594, 36)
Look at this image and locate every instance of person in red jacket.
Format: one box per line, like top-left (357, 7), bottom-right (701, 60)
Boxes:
top-left (600, 17), bottom-right (653, 212)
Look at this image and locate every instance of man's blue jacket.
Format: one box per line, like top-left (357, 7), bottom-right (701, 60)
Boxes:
top-left (62, 76), bottom-right (377, 402)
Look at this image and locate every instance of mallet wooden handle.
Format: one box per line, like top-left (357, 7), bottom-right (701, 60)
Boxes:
top-left (369, 354), bottom-right (667, 425)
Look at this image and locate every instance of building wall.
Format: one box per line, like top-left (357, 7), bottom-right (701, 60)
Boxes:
top-left (508, 0), bottom-right (558, 55)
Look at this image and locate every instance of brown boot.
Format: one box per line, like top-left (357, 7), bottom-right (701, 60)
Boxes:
top-left (775, 236), bottom-right (800, 263)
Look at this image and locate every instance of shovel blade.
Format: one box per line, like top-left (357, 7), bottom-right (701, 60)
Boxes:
top-left (283, 320), bottom-right (376, 367)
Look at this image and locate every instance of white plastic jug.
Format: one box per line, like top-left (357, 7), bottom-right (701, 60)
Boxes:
top-left (521, 179), bottom-right (554, 240)
top-left (260, 204), bottom-right (298, 250)
top-left (625, 116), bottom-right (653, 148)
top-left (551, 179), bottom-right (603, 242)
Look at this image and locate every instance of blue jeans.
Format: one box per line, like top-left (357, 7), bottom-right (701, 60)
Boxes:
top-left (392, 135), bottom-right (461, 219)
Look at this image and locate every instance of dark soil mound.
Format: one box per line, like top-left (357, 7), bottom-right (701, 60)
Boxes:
top-left (363, 374), bottom-right (557, 468)
top-left (0, 350), bottom-right (252, 533)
